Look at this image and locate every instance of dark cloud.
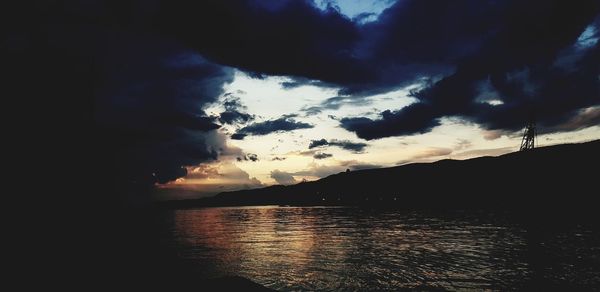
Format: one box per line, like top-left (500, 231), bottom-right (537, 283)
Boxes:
top-left (270, 169), bottom-right (297, 185)
top-left (281, 113), bottom-right (300, 119)
top-left (280, 77), bottom-right (332, 90)
top-left (301, 106), bottom-right (323, 116)
top-left (340, 104), bottom-right (442, 139)
top-left (331, 0), bottom-right (513, 96)
top-left (219, 111), bottom-right (254, 125)
top-left (149, 0), bottom-right (515, 95)
top-left (154, 0), bottom-right (373, 85)
top-left (223, 96), bottom-right (243, 111)
top-left (148, 0), bottom-right (599, 139)
top-left (3, 1), bottom-right (241, 202)
top-left (554, 106), bottom-right (600, 132)
top-left (330, 140), bottom-right (367, 152)
top-left (313, 153), bottom-right (333, 160)
top-left (300, 95), bottom-right (375, 116)
top-left (93, 41), bottom-right (235, 189)
top-left (341, 1), bottom-right (600, 139)
top-left (217, 96), bottom-right (255, 125)
top-left (322, 95), bottom-right (373, 110)
top-left (230, 133), bottom-right (247, 140)
top-left (329, 140), bottom-right (367, 153)
top-left (233, 116), bottom-right (313, 138)
top-left (271, 156), bottom-right (287, 161)
top-left (308, 139), bottom-right (367, 153)
top-left (237, 153), bottom-right (259, 162)
top-left (308, 139), bottom-right (329, 148)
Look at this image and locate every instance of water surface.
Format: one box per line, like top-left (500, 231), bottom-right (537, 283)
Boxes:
top-left (161, 206), bottom-right (600, 290)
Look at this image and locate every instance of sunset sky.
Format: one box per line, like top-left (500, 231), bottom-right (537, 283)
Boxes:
top-left (44, 0), bottom-right (597, 200)
top-left (150, 0), bottom-right (600, 199)
top-left (156, 69), bottom-right (599, 199)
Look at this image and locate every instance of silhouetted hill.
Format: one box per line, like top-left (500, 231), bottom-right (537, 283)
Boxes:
top-left (163, 140), bottom-right (599, 213)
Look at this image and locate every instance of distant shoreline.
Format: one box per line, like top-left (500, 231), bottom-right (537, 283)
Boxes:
top-left (156, 140), bottom-right (599, 223)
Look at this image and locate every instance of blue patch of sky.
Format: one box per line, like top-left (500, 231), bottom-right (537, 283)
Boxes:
top-left (576, 24), bottom-right (599, 49)
top-left (313, 0), bottom-right (397, 23)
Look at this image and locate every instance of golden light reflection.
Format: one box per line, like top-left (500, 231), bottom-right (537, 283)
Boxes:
top-left (170, 207), bottom-right (531, 290)
top-left (175, 207), bottom-right (318, 265)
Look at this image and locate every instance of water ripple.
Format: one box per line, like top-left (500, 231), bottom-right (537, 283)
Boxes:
top-left (164, 206), bottom-right (600, 290)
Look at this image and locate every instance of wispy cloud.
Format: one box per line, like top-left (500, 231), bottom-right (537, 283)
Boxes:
top-left (313, 152), bottom-right (333, 159)
top-left (232, 116), bottom-right (313, 139)
top-left (308, 138), bottom-right (367, 153)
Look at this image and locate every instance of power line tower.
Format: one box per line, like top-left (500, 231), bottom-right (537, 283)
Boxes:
top-left (519, 118), bottom-right (536, 151)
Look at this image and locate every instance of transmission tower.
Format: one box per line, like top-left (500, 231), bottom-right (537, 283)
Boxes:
top-left (519, 119), bottom-right (536, 151)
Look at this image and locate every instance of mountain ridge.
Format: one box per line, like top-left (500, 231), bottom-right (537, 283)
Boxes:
top-left (161, 140), bottom-right (599, 214)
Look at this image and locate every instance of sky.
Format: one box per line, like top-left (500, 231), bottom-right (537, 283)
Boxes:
top-left (10, 0), bottom-right (598, 201)
top-left (156, 69), bottom-right (599, 199)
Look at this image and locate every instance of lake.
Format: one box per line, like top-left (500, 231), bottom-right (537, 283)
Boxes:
top-left (159, 206), bottom-right (600, 290)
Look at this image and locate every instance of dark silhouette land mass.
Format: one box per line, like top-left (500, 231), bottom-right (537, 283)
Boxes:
top-left (163, 140), bottom-right (599, 216)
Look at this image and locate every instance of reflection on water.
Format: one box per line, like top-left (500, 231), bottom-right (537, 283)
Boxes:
top-left (164, 206), bottom-right (600, 290)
